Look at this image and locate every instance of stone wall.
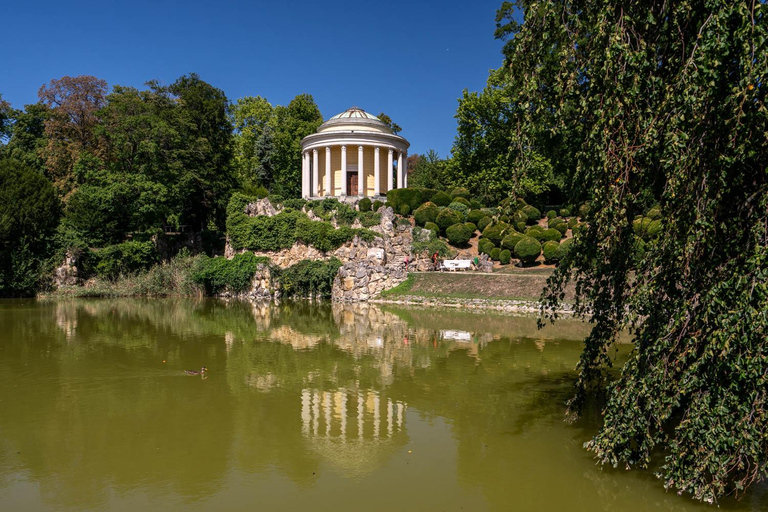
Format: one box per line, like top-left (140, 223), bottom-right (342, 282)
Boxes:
top-left (332, 261), bottom-right (408, 302)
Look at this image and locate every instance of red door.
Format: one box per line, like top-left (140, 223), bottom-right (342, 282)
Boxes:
top-left (348, 173), bottom-right (358, 196)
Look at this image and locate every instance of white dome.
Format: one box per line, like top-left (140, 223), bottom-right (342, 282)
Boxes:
top-left (318, 107), bottom-right (392, 134)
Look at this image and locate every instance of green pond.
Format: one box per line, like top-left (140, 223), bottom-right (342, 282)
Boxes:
top-left (0, 299), bottom-right (765, 511)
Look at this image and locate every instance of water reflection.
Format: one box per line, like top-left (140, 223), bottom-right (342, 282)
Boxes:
top-left (0, 299), bottom-right (763, 512)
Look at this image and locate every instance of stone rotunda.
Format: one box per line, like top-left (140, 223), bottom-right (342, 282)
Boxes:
top-left (300, 107), bottom-right (410, 199)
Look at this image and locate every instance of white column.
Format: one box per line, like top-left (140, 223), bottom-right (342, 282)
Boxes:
top-left (325, 147), bottom-right (332, 197)
top-left (301, 151), bottom-right (309, 198)
top-left (397, 151), bottom-right (404, 189)
top-left (374, 147), bottom-right (381, 196)
top-left (312, 149), bottom-right (319, 197)
top-left (358, 146), bottom-right (364, 196)
top-left (341, 145), bottom-right (347, 195)
top-left (403, 151), bottom-right (408, 188)
top-left (387, 149), bottom-right (394, 192)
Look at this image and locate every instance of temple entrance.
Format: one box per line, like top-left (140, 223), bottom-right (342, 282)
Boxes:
top-left (347, 171), bottom-right (358, 196)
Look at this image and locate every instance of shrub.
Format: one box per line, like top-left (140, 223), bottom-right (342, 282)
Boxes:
top-left (451, 187), bottom-right (471, 200)
top-left (358, 197), bottom-right (372, 212)
top-left (432, 190), bottom-right (452, 207)
top-left (373, 200), bottom-right (384, 212)
top-left (414, 201), bottom-right (439, 226)
top-left (436, 208), bottom-right (462, 232)
top-left (548, 217), bottom-right (565, 229)
top-left (477, 216), bottom-right (493, 232)
top-left (467, 209), bottom-right (487, 225)
top-left (359, 211), bottom-right (381, 227)
top-left (578, 202), bottom-right (591, 218)
top-left (512, 210), bottom-right (528, 226)
top-left (478, 239), bottom-right (495, 255)
top-left (94, 241), bottom-right (158, 279)
top-left (541, 228), bottom-right (562, 242)
top-left (386, 188), bottom-right (430, 212)
top-left (524, 226), bottom-right (546, 241)
top-left (647, 206), bottom-right (662, 220)
top-left (546, 210), bottom-right (557, 219)
top-left (647, 219), bottom-right (663, 238)
top-left (268, 194), bottom-right (284, 205)
top-left (560, 238), bottom-right (574, 257)
top-left (411, 237), bottom-right (453, 258)
top-left (559, 208), bottom-right (571, 217)
top-left (514, 237), bottom-right (542, 264)
top-left (447, 201), bottom-right (469, 219)
top-left (499, 214), bottom-right (510, 223)
top-left (278, 258), bottom-right (342, 298)
top-left (522, 205), bottom-right (541, 224)
top-left (568, 217), bottom-right (579, 229)
top-left (463, 222), bottom-right (477, 236)
top-left (192, 253), bottom-right (270, 295)
top-left (632, 216), bottom-right (652, 237)
top-left (283, 198), bottom-right (306, 211)
top-left (446, 223), bottom-right (472, 246)
top-left (424, 222), bottom-right (439, 236)
top-left (553, 223), bottom-right (568, 235)
top-left (490, 247), bottom-right (501, 261)
top-left (451, 197), bottom-right (471, 208)
top-left (482, 222), bottom-right (510, 244)
top-left (501, 232), bottom-right (525, 251)
top-left (469, 199), bottom-right (483, 209)
top-left (400, 205), bottom-right (411, 216)
top-left (542, 241), bottom-right (561, 262)
top-left (499, 249), bottom-right (511, 265)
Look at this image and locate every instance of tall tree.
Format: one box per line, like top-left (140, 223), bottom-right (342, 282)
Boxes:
top-left (408, 150), bottom-right (449, 190)
top-left (497, 0), bottom-right (768, 501)
top-left (38, 76), bottom-right (108, 199)
top-left (231, 96), bottom-right (274, 189)
top-left (0, 102), bottom-right (50, 172)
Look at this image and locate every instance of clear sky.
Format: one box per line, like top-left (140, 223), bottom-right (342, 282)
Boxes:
top-left (1, 0), bottom-right (508, 157)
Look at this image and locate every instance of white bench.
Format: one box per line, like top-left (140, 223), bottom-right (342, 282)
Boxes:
top-left (442, 259), bottom-right (472, 271)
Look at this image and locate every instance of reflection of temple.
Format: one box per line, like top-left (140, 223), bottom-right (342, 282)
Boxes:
top-left (300, 387), bottom-right (408, 476)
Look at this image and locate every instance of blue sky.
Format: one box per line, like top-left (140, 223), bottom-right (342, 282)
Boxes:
top-left (1, 0), bottom-right (508, 157)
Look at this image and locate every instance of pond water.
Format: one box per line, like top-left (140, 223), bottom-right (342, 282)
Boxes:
top-left (0, 299), bottom-right (764, 511)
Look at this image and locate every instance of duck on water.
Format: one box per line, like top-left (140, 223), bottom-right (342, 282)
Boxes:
top-left (185, 366), bottom-right (207, 376)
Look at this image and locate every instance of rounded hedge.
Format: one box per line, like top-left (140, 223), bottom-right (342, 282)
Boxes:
top-left (358, 197), bottom-right (372, 212)
top-left (647, 207), bottom-right (662, 220)
top-left (400, 205), bottom-right (411, 216)
top-left (478, 239), bottom-right (495, 255)
top-left (446, 223), bottom-right (472, 246)
top-left (542, 241), bottom-right (561, 262)
top-left (447, 201), bottom-right (470, 219)
top-left (467, 209), bottom-right (487, 225)
top-left (546, 209), bottom-right (557, 219)
top-left (499, 214), bottom-right (510, 223)
top-left (647, 219), bottom-right (662, 238)
top-left (469, 199), bottom-right (483, 209)
top-left (436, 208), bottom-right (462, 232)
top-left (452, 196), bottom-right (471, 207)
top-left (522, 205), bottom-right (541, 224)
top-left (560, 238), bottom-right (574, 257)
top-left (451, 187), bottom-right (471, 200)
top-left (514, 237), bottom-right (542, 264)
top-left (432, 191), bottom-right (452, 207)
top-left (567, 217), bottom-right (579, 229)
top-left (548, 217), bottom-right (565, 229)
top-left (541, 228), bottom-right (562, 242)
top-left (424, 222), bottom-right (439, 235)
top-left (414, 201), bottom-right (439, 226)
top-left (490, 247), bottom-right (501, 261)
top-left (499, 249), bottom-right (511, 265)
top-left (482, 222), bottom-right (510, 244)
top-left (501, 232), bottom-right (525, 251)
top-left (578, 203), bottom-right (591, 218)
top-left (477, 216), bottom-right (493, 232)
top-left (373, 200), bottom-right (384, 212)
top-left (463, 222), bottom-right (477, 236)
top-left (515, 198), bottom-right (528, 209)
top-left (553, 223), bottom-right (568, 235)
top-left (559, 208), bottom-right (571, 217)
top-left (524, 226), bottom-right (546, 241)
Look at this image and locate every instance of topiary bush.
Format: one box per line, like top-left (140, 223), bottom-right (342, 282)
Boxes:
top-left (512, 210), bottom-right (528, 226)
top-left (463, 222), bottom-right (477, 236)
top-left (400, 205), bottom-right (411, 216)
top-left (541, 228), bottom-right (563, 242)
top-left (559, 238), bottom-right (574, 257)
top-left (490, 247), bottom-right (501, 261)
top-left (499, 214), bottom-right (510, 223)
top-left (446, 223), bottom-right (472, 246)
top-left (632, 216), bottom-right (652, 237)
top-left (542, 240), bottom-right (561, 263)
top-left (514, 237), bottom-right (542, 264)
top-left (414, 201), bottom-right (439, 226)
top-left (467, 209), bottom-right (487, 225)
top-left (559, 208), bottom-right (571, 217)
top-left (386, 188), bottom-right (432, 212)
top-left (451, 187), bottom-right (471, 200)
top-left (477, 216), bottom-right (493, 232)
top-left (646, 219), bottom-right (662, 238)
top-left (567, 217), bottom-right (579, 229)
top-left (424, 221), bottom-right (439, 236)
top-left (501, 232), bottom-right (524, 251)
top-left (436, 208), bottom-right (462, 232)
top-left (478, 239), bottom-right (495, 255)
top-left (524, 226), bottom-right (546, 241)
top-left (646, 206), bottom-right (662, 220)
top-left (431, 190), bottom-right (452, 207)
top-left (452, 196), bottom-right (471, 207)
top-left (522, 205), bottom-right (541, 224)
top-left (499, 249), bottom-right (511, 265)
top-left (373, 200), bottom-right (384, 212)
top-left (447, 201), bottom-right (469, 220)
top-left (481, 222), bottom-right (510, 244)
top-left (546, 210), bottom-right (557, 219)
top-left (358, 197), bottom-right (372, 212)
top-left (469, 199), bottom-right (483, 209)
top-left (578, 202), bottom-right (591, 218)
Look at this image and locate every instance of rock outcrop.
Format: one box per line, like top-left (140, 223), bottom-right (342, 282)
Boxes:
top-left (53, 251), bottom-right (83, 287)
